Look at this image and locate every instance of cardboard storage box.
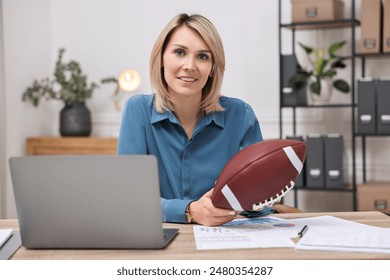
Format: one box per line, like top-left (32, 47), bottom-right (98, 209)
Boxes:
top-left (360, 0), bottom-right (383, 53)
top-left (384, 0), bottom-right (390, 52)
top-left (291, 0), bottom-right (344, 22)
top-left (358, 182), bottom-right (390, 214)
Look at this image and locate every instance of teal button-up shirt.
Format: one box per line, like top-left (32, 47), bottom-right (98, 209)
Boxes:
top-left (117, 94), bottom-right (262, 223)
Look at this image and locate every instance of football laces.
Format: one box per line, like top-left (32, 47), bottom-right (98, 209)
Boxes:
top-left (252, 181), bottom-right (295, 211)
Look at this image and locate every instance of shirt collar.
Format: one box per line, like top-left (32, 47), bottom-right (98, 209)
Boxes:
top-left (151, 106), bottom-right (225, 128)
top-left (151, 107), bottom-right (178, 124)
top-left (205, 110), bottom-right (224, 128)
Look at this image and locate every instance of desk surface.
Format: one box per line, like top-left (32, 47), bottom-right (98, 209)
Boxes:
top-left (2, 211), bottom-right (390, 260)
top-left (25, 137), bottom-right (118, 155)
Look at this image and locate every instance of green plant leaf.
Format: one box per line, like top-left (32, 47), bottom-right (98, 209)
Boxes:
top-left (298, 42), bottom-right (313, 54)
top-left (22, 48), bottom-right (102, 107)
top-left (331, 60), bottom-right (346, 68)
top-left (288, 69), bottom-right (311, 90)
top-left (323, 69), bottom-right (337, 78)
top-left (291, 40), bottom-right (351, 97)
top-left (333, 79), bottom-right (350, 93)
top-left (310, 80), bottom-right (321, 94)
top-left (315, 58), bottom-right (328, 76)
top-left (328, 41), bottom-right (346, 58)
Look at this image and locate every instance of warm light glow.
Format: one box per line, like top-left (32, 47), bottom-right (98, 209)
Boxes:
top-left (118, 69), bottom-right (141, 92)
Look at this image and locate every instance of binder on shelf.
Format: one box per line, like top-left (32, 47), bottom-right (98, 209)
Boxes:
top-left (305, 134), bottom-right (325, 188)
top-left (360, 0), bottom-right (383, 53)
top-left (384, 0), bottom-right (390, 52)
top-left (376, 79), bottom-right (390, 134)
top-left (281, 54), bottom-right (307, 107)
top-left (286, 135), bottom-right (306, 188)
top-left (357, 78), bottom-right (376, 135)
top-left (324, 134), bottom-right (344, 189)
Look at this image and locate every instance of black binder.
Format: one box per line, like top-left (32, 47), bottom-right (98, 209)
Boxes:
top-left (281, 54), bottom-right (307, 107)
top-left (357, 79), bottom-right (376, 134)
top-left (376, 79), bottom-right (390, 134)
top-left (324, 134), bottom-right (344, 189)
top-left (305, 135), bottom-right (325, 188)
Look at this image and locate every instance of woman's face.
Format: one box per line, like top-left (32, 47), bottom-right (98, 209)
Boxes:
top-left (162, 25), bottom-right (213, 101)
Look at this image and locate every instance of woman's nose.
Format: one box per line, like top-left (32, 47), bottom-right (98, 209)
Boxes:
top-left (183, 56), bottom-right (196, 71)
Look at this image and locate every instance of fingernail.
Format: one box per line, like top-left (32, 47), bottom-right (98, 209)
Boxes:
top-left (228, 211), bottom-right (236, 216)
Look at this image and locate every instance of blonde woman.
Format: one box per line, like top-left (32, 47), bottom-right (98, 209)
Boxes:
top-left (117, 14), bottom-right (262, 226)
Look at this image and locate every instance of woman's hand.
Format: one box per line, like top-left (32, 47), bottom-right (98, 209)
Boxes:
top-left (188, 189), bottom-right (239, 226)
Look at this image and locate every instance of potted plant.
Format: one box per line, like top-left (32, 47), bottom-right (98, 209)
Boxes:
top-left (22, 48), bottom-right (99, 136)
top-left (288, 41), bottom-right (350, 104)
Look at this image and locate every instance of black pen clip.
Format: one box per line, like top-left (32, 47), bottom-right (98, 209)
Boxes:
top-left (298, 225), bottom-right (308, 238)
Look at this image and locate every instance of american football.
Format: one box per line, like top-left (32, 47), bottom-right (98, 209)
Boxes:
top-left (211, 139), bottom-right (306, 211)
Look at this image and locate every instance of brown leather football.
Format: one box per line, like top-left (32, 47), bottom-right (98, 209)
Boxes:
top-left (211, 139), bottom-right (306, 211)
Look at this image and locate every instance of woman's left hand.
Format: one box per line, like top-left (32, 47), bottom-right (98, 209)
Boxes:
top-left (188, 189), bottom-right (239, 226)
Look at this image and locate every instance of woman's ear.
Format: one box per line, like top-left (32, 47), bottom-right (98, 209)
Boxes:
top-left (209, 65), bottom-right (215, 77)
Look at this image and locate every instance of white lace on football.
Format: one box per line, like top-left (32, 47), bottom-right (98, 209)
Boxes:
top-left (252, 181), bottom-right (295, 211)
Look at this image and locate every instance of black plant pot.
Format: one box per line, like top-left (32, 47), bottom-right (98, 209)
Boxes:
top-left (60, 102), bottom-right (92, 137)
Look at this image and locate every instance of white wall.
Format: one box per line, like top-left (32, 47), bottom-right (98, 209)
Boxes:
top-left (0, 0), bottom-right (5, 218)
top-left (0, 0), bottom-right (389, 218)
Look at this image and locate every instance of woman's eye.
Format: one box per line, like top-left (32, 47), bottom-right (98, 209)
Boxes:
top-left (175, 49), bottom-right (185, 56)
top-left (198, 53), bottom-right (209, 61)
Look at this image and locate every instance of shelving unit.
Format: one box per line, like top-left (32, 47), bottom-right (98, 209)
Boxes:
top-left (278, 0), bottom-right (359, 210)
top-left (279, 0), bottom-right (390, 212)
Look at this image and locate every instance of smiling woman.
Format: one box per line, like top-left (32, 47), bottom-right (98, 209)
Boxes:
top-left (150, 14), bottom-right (226, 115)
top-left (161, 25), bottom-right (214, 138)
top-left (162, 26), bottom-right (213, 103)
top-left (117, 13), bottom-right (263, 226)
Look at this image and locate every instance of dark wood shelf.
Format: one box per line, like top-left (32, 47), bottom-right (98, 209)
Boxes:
top-left (355, 134), bottom-right (390, 137)
top-left (280, 19), bottom-right (360, 30)
top-left (356, 52), bottom-right (390, 58)
top-left (294, 186), bottom-right (354, 192)
top-left (282, 103), bottom-right (356, 109)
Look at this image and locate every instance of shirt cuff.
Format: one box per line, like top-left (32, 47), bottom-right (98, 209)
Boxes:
top-left (161, 198), bottom-right (193, 223)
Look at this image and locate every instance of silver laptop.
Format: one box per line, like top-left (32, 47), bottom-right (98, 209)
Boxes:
top-left (9, 155), bottom-right (178, 249)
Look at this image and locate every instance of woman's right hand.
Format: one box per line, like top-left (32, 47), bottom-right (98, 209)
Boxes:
top-left (188, 189), bottom-right (239, 226)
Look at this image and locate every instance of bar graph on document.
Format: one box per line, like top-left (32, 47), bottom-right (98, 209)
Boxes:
top-left (223, 217), bottom-right (281, 230)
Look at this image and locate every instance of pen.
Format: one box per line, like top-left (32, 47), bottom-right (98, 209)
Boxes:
top-left (298, 225), bottom-right (308, 238)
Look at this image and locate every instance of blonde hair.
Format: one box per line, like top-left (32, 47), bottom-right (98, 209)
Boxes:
top-left (150, 13), bottom-right (225, 114)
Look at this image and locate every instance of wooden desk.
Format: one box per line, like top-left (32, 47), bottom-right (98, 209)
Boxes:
top-left (26, 137), bottom-right (118, 155)
top-left (2, 211), bottom-right (390, 260)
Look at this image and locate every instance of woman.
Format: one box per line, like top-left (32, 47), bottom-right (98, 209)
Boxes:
top-left (117, 14), bottom-right (262, 226)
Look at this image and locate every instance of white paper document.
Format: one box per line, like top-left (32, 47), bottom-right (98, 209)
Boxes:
top-left (0, 229), bottom-right (13, 248)
top-left (193, 215), bottom-right (390, 253)
top-left (193, 216), bottom-right (298, 250)
top-left (294, 215), bottom-right (390, 254)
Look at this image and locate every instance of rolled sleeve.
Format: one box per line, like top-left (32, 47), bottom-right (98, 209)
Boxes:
top-left (161, 198), bottom-right (193, 223)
